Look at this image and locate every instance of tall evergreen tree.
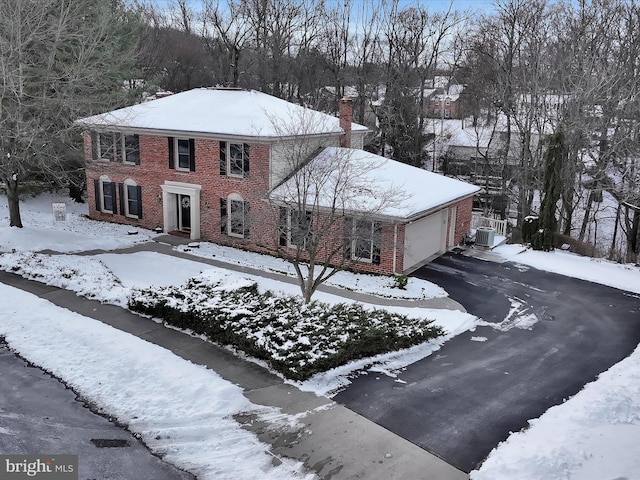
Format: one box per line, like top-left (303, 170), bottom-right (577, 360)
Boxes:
top-left (0, 0), bottom-right (141, 227)
top-left (533, 125), bottom-right (565, 250)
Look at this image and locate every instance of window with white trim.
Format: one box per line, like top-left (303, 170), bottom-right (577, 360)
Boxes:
top-left (168, 137), bottom-right (195, 171)
top-left (91, 132), bottom-right (139, 164)
top-left (123, 134), bottom-right (140, 164)
top-left (344, 218), bottom-right (381, 264)
top-left (219, 141), bottom-right (250, 177)
top-left (119, 179), bottom-right (142, 219)
top-left (220, 193), bottom-right (250, 238)
top-left (177, 139), bottom-right (191, 169)
top-left (279, 207), bottom-right (312, 249)
top-left (94, 176), bottom-right (117, 214)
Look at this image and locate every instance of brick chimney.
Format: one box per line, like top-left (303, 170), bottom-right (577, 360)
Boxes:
top-left (339, 96), bottom-right (353, 148)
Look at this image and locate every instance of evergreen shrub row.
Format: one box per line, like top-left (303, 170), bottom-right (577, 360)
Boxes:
top-left (128, 277), bottom-right (443, 381)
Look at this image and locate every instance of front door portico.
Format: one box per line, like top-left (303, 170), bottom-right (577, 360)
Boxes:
top-left (160, 181), bottom-right (202, 240)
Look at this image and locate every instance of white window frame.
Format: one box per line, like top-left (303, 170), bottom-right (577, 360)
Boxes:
top-left (93, 132), bottom-right (115, 161)
top-left (98, 175), bottom-right (115, 214)
top-left (122, 134), bottom-right (140, 164)
top-left (227, 193), bottom-right (246, 238)
top-left (351, 218), bottom-right (375, 263)
top-left (286, 208), bottom-right (312, 249)
top-left (123, 179), bottom-right (141, 219)
top-left (221, 142), bottom-right (249, 178)
top-left (92, 132), bottom-right (139, 164)
top-left (175, 137), bottom-right (192, 171)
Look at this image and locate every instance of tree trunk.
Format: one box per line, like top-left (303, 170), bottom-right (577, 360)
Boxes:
top-left (628, 207), bottom-right (640, 264)
top-left (609, 202), bottom-right (620, 260)
top-left (303, 263), bottom-right (315, 304)
top-left (579, 190), bottom-right (594, 242)
top-left (5, 175), bottom-right (22, 228)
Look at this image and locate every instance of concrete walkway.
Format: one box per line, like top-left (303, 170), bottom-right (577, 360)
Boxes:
top-left (0, 270), bottom-right (467, 480)
top-left (52, 234), bottom-right (466, 312)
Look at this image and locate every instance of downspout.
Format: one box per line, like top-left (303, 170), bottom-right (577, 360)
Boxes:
top-left (393, 223), bottom-right (398, 274)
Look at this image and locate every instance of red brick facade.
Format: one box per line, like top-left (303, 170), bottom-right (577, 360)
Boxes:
top-left (85, 131), bottom-right (475, 276)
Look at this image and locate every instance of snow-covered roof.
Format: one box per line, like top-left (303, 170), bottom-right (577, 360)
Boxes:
top-left (270, 147), bottom-right (479, 220)
top-left (76, 88), bottom-right (368, 139)
top-left (448, 127), bottom-right (496, 149)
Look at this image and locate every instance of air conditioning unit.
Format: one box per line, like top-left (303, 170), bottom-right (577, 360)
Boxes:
top-left (475, 227), bottom-right (495, 247)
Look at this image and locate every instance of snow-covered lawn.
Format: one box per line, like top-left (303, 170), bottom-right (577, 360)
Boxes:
top-left (470, 342), bottom-right (640, 480)
top-left (494, 243), bottom-right (640, 294)
top-left (470, 243), bottom-right (640, 480)
top-left (0, 193), bottom-right (474, 478)
top-left (1, 192), bottom-right (640, 480)
top-left (0, 287), bottom-right (311, 480)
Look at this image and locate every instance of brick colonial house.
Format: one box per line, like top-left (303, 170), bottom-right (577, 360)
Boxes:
top-left (76, 88), bottom-right (479, 274)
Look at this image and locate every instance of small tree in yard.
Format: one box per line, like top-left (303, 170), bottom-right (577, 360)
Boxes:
top-left (0, 0), bottom-right (139, 227)
top-left (266, 111), bottom-right (407, 303)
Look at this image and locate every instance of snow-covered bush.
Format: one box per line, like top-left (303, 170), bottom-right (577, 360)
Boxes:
top-left (128, 276), bottom-right (443, 380)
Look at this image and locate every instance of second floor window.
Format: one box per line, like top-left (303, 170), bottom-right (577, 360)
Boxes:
top-left (91, 132), bottom-right (140, 165)
top-left (168, 137), bottom-right (195, 172)
top-left (220, 141), bottom-right (250, 177)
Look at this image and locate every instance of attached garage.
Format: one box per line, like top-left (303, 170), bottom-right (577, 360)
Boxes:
top-left (403, 209), bottom-right (449, 273)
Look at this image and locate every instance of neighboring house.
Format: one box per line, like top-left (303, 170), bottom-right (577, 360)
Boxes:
top-left (427, 84), bottom-right (465, 120)
top-left (76, 87), bottom-right (479, 275)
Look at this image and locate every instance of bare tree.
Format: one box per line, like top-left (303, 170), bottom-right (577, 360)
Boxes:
top-left (264, 111), bottom-right (406, 303)
top-left (380, 0), bottom-right (467, 166)
top-left (202, 0), bottom-right (254, 87)
top-left (0, 0), bottom-right (139, 227)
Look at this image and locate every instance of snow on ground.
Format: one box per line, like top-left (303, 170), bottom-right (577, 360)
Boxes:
top-left (0, 192), bottom-right (474, 478)
top-left (176, 242), bottom-right (448, 300)
top-left (0, 192), bottom-right (157, 252)
top-left (2, 192), bottom-right (640, 480)
top-left (471, 342), bottom-right (640, 480)
top-left (469, 243), bottom-right (640, 479)
top-left (0, 286), bottom-right (311, 480)
top-left (493, 244), bottom-right (640, 294)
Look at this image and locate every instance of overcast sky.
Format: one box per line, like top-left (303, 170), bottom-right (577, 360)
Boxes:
top-left (149, 0), bottom-right (497, 14)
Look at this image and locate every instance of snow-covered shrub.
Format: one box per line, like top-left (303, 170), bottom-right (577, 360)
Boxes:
top-left (128, 276), bottom-right (443, 381)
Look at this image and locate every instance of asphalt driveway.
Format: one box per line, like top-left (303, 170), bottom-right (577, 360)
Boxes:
top-left (0, 340), bottom-right (194, 480)
top-left (334, 252), bottom-right (640, 473)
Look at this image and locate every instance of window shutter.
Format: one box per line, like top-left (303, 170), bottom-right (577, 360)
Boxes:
top-left (343, 217), bottom-right (353, 259)
top-left (243, 143), bottom-right (250, 177)
top-left (220, 197), bottom-right (227, 234)
top-left (136, 186), bottom-right (143, 219)
top-left (243, 202), bottom-right (250, 237)
top-left (118, 183), bottom-right (125, 216)
top-left (219, 141), bottom-right (227, 175)
top-left (279, 207), bottom-right (287, 246)
top-left (94, 179), bottom-right (101, 211)
top-left (372, 222), bottom-right (382, 265)
top-left (189, 138), bottom-right (195, 172)
top-left (110, 182), bottom-right (118, 214)
top-left (168, 137), bottom-right (174, 169)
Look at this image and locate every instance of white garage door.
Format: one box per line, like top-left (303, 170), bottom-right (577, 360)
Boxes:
top-left (403, 211), bottom-right (447, 272)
